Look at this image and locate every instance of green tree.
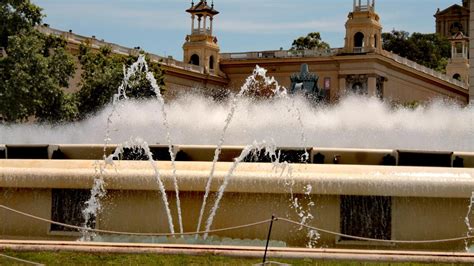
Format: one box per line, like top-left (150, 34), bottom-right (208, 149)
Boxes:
top-left (290, 32), bottom-right (330, 50)
top-left (0, 30), bottom-right (76, 123)
top-left (75, 44), bottom-right (166, 119)
top-left (0, 0), bottom-right (43, 49)
top-left (0, 0), bottom-right (78, 123)
top-left (382, 30), bottom-right (451, 72)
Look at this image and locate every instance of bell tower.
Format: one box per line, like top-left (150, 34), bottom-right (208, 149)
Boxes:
top-left (344, 0), bottom-right (382, 54)
top-left (183, 1), bottom-right (220, 75)
top-left (446, 32), bottom-right (469, 84)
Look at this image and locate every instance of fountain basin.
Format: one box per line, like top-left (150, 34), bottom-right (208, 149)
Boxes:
top-left (1, 155), bottom-right (474, 251)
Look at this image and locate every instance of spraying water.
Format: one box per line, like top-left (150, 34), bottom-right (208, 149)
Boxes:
top-left (465, 192), bottom-right (474, 251)
top-left (103, 138), bottom-right (176, 235)
top-left (273, 157), bottom-right (318, 248)
top-left (81, 55), bottom-right (183, 238)
top-left (203, 141), bottom-right (278, 239)
top-left (1, 95), bottom-right (472, 152)
top-left (144, 60), bottom-right (184, 235)
top-left (80, 162), bottom-right (107, 241)
top-left (195, 66), bottom-right (284, 235)
top-left (81, 57), bottom-right (152, 240)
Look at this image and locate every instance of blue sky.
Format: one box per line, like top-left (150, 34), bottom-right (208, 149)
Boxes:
top-left (33, 0), bottom-right (457, 60)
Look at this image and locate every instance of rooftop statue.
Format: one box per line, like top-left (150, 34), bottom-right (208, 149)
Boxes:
top-left (290, 64), bottom-right (327, 102)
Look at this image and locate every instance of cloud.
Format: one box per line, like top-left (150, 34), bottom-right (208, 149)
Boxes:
top-left (31, 0), bottom-right (447, 58)
top-left (35, 1), bottom-right (188, 30)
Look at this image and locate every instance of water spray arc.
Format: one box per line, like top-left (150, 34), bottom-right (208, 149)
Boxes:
top-left (82, 55), bottom-right (184, 237)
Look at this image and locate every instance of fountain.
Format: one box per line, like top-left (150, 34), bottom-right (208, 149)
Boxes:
top-left (0, 56), bottom-right (474, 253)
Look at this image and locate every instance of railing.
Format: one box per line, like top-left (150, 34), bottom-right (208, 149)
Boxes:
top-left (355, 5), bottom-right (374, 12)
top-left (37, 26), bottom-right (207, 75)
top-left (192, 29), bottom-right (211, 35)
top-left (220, 48), bottom-right (340, 60)
top-left (353, 47), bottom-right (365, 53)
top-left (381, 50), bottom-right (467, 89)
top-left (149, 54), bottom-right (205, 74)
top-left (452, 53), bottom-right (467, 59)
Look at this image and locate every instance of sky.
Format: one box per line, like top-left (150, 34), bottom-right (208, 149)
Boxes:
top-left (32, 0), bottom-right (457, 61)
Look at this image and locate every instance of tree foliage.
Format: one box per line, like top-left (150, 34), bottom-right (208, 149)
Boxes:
top-left (0, 0), bottom-right (78, 123)
top-left (291, 32), bottom-right (330, 50)
top-left (0, 30), bottom-right (76, 123)
top-left (382, 30), bottom-right (451, 72)
top-left (0, 1), bottom-right (166, 124)
top-left (0, 0), bottom-right (43, 49)
top-left (243, 72), bottom-right (281, 99)
top-left (75, 44), bottom-right (166, 119)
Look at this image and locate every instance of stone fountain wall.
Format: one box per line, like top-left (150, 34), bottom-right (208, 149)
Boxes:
top-left (0, 147), bottom-right (473, 251)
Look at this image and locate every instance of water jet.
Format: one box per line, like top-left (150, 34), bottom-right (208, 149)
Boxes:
top-left (1, 59), bottom-right (473, 254)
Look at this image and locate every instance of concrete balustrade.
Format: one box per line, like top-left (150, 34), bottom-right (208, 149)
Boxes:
top-left (0, 160), bottom-right (473, 198)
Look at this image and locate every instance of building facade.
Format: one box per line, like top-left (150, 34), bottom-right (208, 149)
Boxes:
top-left (39, 0), bottom-right (471, 104)
top-left (218, 0), bottom-right (469, 104)
top-left (435, 0), bottom-right (470, 39)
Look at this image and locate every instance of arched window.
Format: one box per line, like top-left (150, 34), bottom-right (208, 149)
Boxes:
top-left (209, 55), bottom-right (214, 70)
top-left (455, 42), bottom-right (463, 54)
top-left (450, 22), bottom-right (464, 35)
top-left (354, 32), bottom-right (365, 48)
top-left (453, 73), bottom-right (461, 81)
top-left (189, 54), bottom-right (200, 66)
top-left (374, 34), bottom-right (378, 48)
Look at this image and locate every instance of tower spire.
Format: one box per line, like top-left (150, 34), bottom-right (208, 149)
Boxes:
top-left (346, 0), bottom-right (382, 53)
top-left (184, 0), bottom-right (220, 76)
top-left (446, 32), bottom-right (469, 84)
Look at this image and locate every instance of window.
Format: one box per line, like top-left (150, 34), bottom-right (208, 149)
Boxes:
top-left (450, 22), bottom-right (464, 35)
top-left (340, 196), bottom-right (392, 241)
top-left (453, 73), bottom-right (461, 81)
top-left (376, 78), bottom-right (384, 99)
top-left (324, 77), bottom-right (331, 90)
top-left (455, 43), bottom-right (463, 54)
top-left (51, 189), bottom-right (91, 232)
top-left (354, 32), bottom-right (365, 48)
top-left (209, 56), bottom-right (215, 70)
top-left (189, 54), bottom-right (200, 66)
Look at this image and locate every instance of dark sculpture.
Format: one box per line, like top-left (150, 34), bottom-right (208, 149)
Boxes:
top-left (290, 64), bottom-right (326, 102)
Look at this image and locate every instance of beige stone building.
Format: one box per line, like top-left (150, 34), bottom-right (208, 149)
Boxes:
top-left (436, 0), bottom-right (472, 89)
top-left (446, 32), bottom-right (470, 83)
top-left (39, 0), bottom-right (471, 104)
top-left (218, 0), bottom-right (469, 104)
top-left (435, 0), bottom-right (470, 39)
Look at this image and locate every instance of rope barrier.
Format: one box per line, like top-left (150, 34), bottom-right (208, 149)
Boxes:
top-left (0, 253), bottom-right (44, 265)
top-left (0, 204), bottom-right (271, 237)
top-left (276, 217), bottom-right (473, 244)
top-left (1, 204), bottom-right (474, 245)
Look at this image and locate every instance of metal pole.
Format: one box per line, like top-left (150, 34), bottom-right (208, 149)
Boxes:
top-left (263, 215), bottom-right (276, 264)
